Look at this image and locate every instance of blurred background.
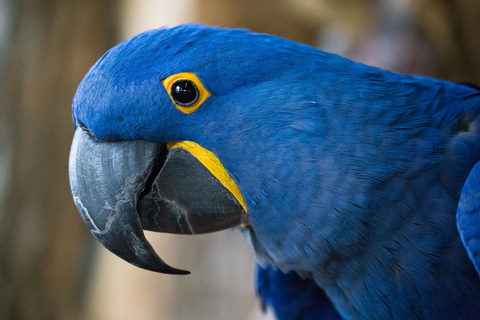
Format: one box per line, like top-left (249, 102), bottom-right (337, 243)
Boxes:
top-left (0, 0), bottom-right (479, 319)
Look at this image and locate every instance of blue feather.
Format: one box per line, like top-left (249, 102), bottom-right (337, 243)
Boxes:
top-left (256, 264), bottom-right (342, 320)
top-left (73, 24), bottom-right (480, 319)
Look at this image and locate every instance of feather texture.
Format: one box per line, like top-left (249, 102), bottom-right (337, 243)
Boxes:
top-left (73, 24), bottom-right (480, 319)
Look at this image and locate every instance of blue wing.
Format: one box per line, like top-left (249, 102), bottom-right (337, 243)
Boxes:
top-left (456, 84), bottom-right (480, 277)
top-left (256, 264), bottom-right (343, 320)
top-left (458, 161), bottom-right (480, 275)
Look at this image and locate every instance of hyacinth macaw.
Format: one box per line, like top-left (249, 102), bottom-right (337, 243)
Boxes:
top-left (68, 24), bottom-right (480, 319)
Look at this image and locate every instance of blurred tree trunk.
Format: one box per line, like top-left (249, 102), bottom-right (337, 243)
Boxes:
top-left (414, 0), bottom-right (480, 83)
top-left (0, 1), bottom-right (118, 319)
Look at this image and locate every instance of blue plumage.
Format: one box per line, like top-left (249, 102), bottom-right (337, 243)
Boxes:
top-left (256, 264), bottom-right (342, 320)
top-left (73, 24), bottom-right (480, 319)
top-left (458, 161), bottom-right (480, 274)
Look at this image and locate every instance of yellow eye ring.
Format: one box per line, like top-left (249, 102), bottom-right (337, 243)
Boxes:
top-left (162, 72), bottom-right (211, 114)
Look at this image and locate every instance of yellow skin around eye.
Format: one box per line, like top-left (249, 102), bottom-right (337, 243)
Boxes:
top-left (162, 72), bottom-right (211, 114)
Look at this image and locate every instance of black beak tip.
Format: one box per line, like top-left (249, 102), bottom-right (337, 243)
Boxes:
top-left (107, 249), bottom-right (191, 275)
top-left (150, 265), bottom-right (191, 275)
top-left (128, 253), bottom-right (191, 274)
top-left (126, 255), bottom-right (191, 275)
top-left (91, 225), bottom-right (191, 275)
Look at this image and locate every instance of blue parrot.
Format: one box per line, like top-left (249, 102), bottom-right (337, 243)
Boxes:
top-left (68, 24), bottom-right (480, 319)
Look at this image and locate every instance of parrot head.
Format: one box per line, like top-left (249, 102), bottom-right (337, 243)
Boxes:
top-left (70, 24), bottom-right (330, 274)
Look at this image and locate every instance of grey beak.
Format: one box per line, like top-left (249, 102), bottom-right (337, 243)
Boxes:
top-left (69, 127), bottom-right (246, 274)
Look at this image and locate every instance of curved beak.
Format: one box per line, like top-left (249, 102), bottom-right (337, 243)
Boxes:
top-left (69, 127), bottom-right (247, 274)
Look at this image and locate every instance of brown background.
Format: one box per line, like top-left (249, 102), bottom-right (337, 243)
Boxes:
top-left (1, 1), bottom-right (479, 319)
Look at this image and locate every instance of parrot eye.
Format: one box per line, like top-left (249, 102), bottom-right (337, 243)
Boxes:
top-left (171, 79), bottom-right (199, 106)
top-left (162, 72), bottom-right (211, 114)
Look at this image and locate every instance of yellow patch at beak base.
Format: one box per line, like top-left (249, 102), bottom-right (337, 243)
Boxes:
top-left (166, 141), bottom-right (247, 213)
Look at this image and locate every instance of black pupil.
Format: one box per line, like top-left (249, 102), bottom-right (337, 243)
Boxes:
top-left (171, 80), bottom-right (199, 106)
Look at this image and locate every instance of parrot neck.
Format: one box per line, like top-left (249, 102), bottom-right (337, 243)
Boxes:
top-left (242, 167), bottom-right (480, 319)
